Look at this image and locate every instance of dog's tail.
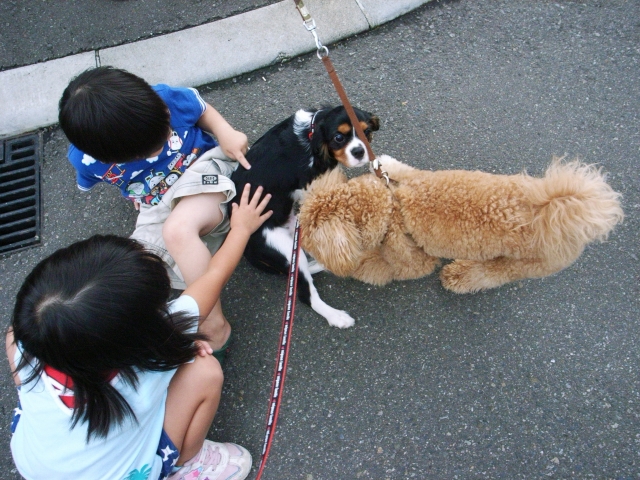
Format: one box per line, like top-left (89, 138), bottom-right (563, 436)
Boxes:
top-left (523, 157), bottom-right (623, 263)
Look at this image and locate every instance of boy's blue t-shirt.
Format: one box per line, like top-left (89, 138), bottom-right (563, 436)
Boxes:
top-left (68, 84), bottom-right (217, 205)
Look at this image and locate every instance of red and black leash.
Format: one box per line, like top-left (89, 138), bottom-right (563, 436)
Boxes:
top-left (255, 220), bottom-right (301, 479)
top-left (255, 3), bottom-right (389, 477)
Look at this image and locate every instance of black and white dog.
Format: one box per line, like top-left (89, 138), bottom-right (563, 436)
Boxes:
top-left (231, 106), bottom-right (379, 328)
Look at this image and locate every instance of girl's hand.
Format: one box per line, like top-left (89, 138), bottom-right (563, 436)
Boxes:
top-left (183, 185), bottom-right (272, 322)
top-left (230, 184), bottom-right (273, 237)
top-left (194, 340), bottom-right (213, 357)
top-left (218, 127), bottom-right (251, 170)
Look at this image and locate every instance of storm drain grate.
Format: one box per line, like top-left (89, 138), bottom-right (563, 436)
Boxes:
top-left (0, 134), bottom-right (42, 254)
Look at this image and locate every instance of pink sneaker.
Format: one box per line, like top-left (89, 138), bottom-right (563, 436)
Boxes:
top-left (168, 440), bottom-right (252, 480)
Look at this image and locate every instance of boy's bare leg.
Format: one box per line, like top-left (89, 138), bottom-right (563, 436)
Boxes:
top-left (163, 192), bottom-right (232, 350)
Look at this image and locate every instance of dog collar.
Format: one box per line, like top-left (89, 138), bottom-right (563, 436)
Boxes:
top-left (308, 110), bottom-right (323, 140)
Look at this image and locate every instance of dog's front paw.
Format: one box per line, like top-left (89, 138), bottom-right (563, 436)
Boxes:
top-left (376, 154), bottom-right (416, 179)
top-left (325, 310), bottom-right (356, 329)
top-left (440, 260), bottom-right (486, 294)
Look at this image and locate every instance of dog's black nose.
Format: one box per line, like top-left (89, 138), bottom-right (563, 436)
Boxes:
top-left (351, 145), bottom-right (365, 160)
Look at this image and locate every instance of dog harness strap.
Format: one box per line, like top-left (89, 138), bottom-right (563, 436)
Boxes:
top-left (308, 109), bottom-right (323, 140)
top-left (255, 220), bottom-right (302, 480)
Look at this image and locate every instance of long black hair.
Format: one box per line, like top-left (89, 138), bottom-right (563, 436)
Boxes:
top-left (58, 66), bottom-right (170, 163)
top-left (11, 235), bottom-right (205, 441)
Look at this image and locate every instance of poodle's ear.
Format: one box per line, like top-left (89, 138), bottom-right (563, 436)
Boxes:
top-left (301, 216), bottom-right (364, 277)
top-left (299, 178), bottom-right (364, 277)
top-left (303, 167), bottom-right (347, 199)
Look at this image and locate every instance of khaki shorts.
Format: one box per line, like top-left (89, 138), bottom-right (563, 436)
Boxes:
top-left (130, 147), bottom-right (238, 290)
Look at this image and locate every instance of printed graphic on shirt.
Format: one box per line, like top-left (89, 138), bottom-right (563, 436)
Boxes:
top-left (42, 365), bottom-right (75, 413)
top-left (184, 150), bottom-right (198, 167)
top-left (128, 182), bottom-right (146, 197)
top-left (103, 165), bottom-right (126, 187)
top-left (123, 464), bottom-right (152, 480)
top-left (125, 148), bottom-right (202, 205)
top-left (41, 366), bottom-right (119, 414)
top-left (168, 131), bottom-right (183, 152)
top-left (146, 170), bottom-right (166, 196)
top-left (165, 172), bottom-right (180, 187)
top-left (82, 153), bottom-right (97, 165)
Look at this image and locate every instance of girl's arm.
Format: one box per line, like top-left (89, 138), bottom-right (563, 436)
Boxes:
top-left (182, 184), bottom-right (272, 319)
top-left (197, 103), bottom-right (251, 170)
top-left (5, 328), bottom-right (21, 387)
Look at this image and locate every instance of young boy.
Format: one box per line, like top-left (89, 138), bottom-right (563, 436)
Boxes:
top-left (58, 66), bottom-right (251, 360)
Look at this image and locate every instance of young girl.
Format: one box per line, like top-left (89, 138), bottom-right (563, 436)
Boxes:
top-left (6, 185), bottom-right (271, 480)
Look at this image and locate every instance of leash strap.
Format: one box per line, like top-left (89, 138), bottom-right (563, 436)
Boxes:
top-left (292, 0), bottom-right (388, 183)
top-left (255, 220), bottom-right (302, 480)
top-left (320, 55), bottom-right (382, 177)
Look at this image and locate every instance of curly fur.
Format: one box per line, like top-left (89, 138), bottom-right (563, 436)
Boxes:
top-left (298, 155), bottom-right (623, 293)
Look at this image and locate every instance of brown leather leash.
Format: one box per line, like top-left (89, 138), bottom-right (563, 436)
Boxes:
top-left (293, 0), bottom-right (389, 184)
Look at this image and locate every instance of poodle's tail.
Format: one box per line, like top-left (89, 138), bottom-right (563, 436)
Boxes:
top-left (523, 157), bottom-right (623, 264)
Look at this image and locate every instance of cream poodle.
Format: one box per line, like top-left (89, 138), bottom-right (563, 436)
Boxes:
top-left (298, 155), bottom-right (623, 293)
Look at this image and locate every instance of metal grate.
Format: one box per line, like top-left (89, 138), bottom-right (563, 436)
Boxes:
top-left (0, 134), bottom-right (42, 254)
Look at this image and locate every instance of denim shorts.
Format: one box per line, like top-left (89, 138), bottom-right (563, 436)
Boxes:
top-left (157, 429), bottom-right (180, 480)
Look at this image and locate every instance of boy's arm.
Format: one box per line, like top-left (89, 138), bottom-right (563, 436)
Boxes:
top-left (197, 103), bottom-right (251, 170)
top-left (68, 145), bottom-right (102, 192)
top-left (6, 328), bottom-right (21, 387)
top-left (182, 185), bottom-right (272, 320)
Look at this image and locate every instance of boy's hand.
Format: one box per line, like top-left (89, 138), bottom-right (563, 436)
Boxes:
top-left (218, 127), bottom-right (251, 170)
top-left (230, 184), bottom-right (272, 237)
top-left (197, 103), bottom-right (251, 169)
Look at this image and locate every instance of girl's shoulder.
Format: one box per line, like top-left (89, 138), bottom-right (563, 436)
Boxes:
top-left (168, 294), bottom-right (199, 316)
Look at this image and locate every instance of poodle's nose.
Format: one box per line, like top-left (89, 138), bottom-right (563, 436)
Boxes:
top-left (351, 145), bottom-right (365, 160)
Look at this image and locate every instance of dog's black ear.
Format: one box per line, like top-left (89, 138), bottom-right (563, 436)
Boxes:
top-left (368, 115), bottom-right (380, 132)
top-left (310, 121), bottom-right (335, 170)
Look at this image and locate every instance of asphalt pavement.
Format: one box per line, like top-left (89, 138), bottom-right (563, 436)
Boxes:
top-left (1, 0), bottom-right (639, 478)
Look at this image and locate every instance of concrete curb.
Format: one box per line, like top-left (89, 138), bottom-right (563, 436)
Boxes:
top-left (0, 0), bottom-right (432, 139)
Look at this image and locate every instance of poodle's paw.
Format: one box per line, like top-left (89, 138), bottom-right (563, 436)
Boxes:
top-left (439, 260), bottom-right (489, 294)
top-left (325, 309), bottom-right (356, 329)
top-left (375, 154), bottom-right (399, 171)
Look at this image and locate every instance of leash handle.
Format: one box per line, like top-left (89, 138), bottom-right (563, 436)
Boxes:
top-left (255, 220), bottom-right (302, 480)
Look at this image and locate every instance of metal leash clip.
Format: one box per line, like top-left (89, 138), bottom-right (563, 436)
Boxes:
top-left (295, 0), bottom-right (329, 58)
top-left (370, 157), bottom-right (390, 186)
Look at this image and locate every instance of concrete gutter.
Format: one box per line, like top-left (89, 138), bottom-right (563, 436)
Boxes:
top-left (0, 0), bottom-right (432, 139)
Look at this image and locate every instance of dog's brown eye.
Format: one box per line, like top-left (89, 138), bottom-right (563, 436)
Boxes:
top-left (333, 133), bottom-right (345, 145)
top-left (364, 128), bottom-right (372, 137)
